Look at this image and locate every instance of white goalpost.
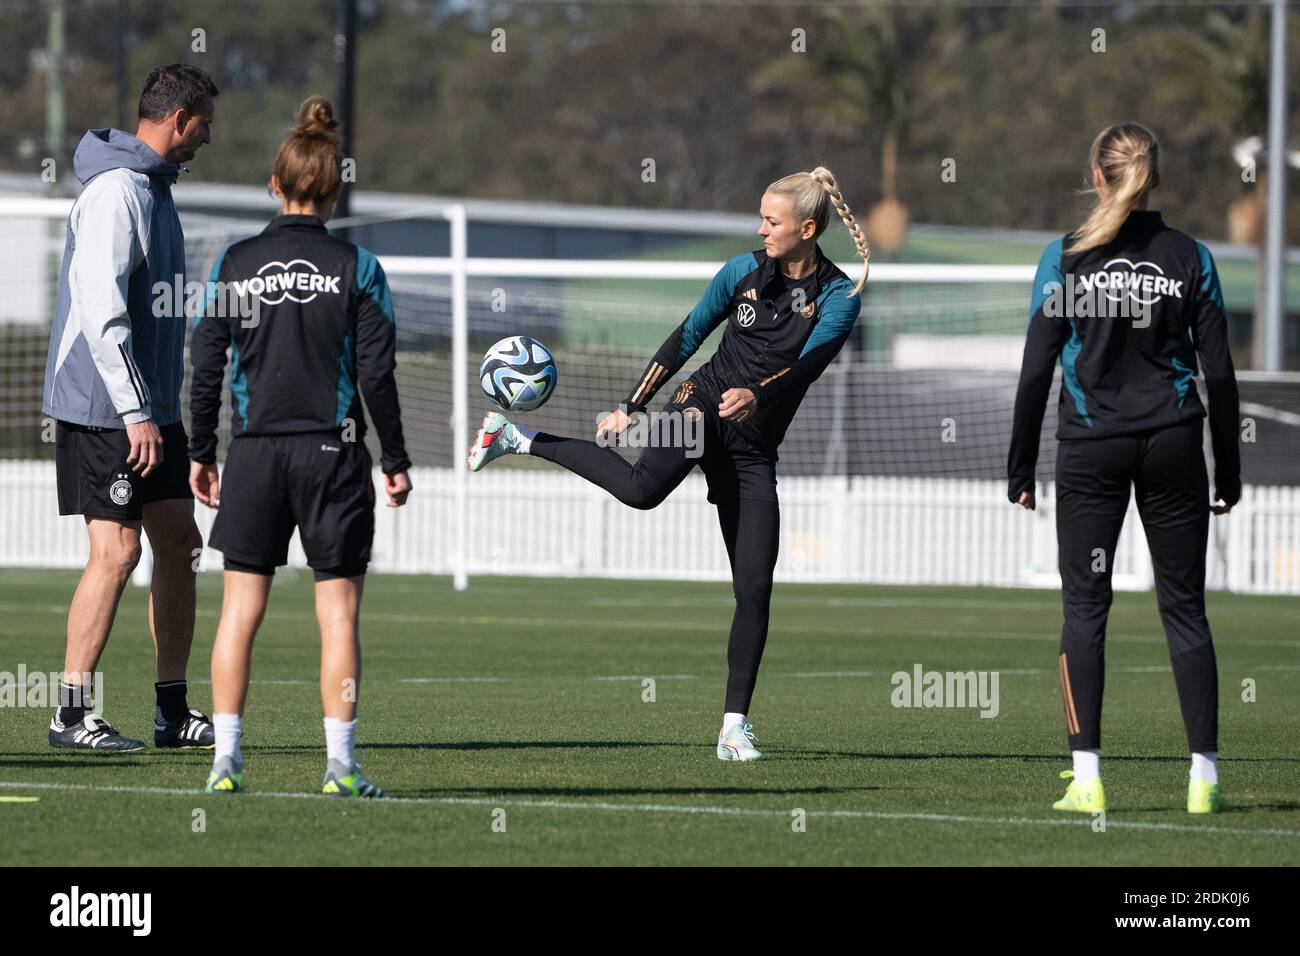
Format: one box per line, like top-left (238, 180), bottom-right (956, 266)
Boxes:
top-left (3, 196), bottom-right (1300, 595)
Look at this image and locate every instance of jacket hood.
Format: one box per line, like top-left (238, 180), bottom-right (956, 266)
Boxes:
top-left (74, 128), bottom-right (181, 186)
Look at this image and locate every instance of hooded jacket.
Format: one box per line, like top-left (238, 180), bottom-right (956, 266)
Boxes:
top-left (42, 128), bottom-right (187, 429)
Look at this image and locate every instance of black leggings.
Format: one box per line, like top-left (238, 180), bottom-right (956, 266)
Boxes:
top-left (1055, 418), bottom-right (1218, 753)
top-left (531, 425), bottom-right (780, 714)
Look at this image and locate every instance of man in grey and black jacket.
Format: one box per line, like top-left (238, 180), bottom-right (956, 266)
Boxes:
top-left (42, 64), bottom-right (219, 752)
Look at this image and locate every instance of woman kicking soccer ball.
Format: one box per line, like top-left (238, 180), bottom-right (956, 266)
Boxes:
top-left (470, 167), bottom-right (868, 761)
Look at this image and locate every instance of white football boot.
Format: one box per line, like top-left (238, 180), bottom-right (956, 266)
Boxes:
top-left (468, 412), bottom-right (523, 471)
top-left (717, 721), bottom-right (763, 762)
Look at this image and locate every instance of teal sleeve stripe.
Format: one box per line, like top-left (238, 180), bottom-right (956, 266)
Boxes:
top-left (197, 248), bottom-right (228, 329)
top-left (1061, 320), bottom-right (1092, 426)
top-left (679, 251), bottom-right (757, 361)
top-left (800, 278), bottom-right (860, 357)
top-left (356, 245), bottom-right (395, 326)
top-left (1035, 237), bottom-right (1090, 426)
top-left (1029, 237), bottom-right (1065, 328)
top-left (1181, 240), bottom-right (1224, 410)
top-left (336, 326), bottom-right (356, 427)
top-left (1195, 240), bottom-right (1225, 312)
top-left (230, 339), bottom-right (250, 423)
top-left (1172, 352), bottom-right (1195, 407)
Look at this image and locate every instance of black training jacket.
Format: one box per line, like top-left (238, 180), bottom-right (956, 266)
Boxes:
top-left (1007, 210), bottom-right (1240, 504)
top-left (623, 244), bottom-right (862, 457)
top-left (188, 215), bottom-right (410, 474)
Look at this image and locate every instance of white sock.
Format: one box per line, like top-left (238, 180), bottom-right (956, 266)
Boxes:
top-left (513, 424), bottom-right (536, 454)
top-left (1191, 751), bottom-right (1218, 784)
top-left (721, 712), bottom-right (746, 736)
top-left (213, 713), bottom-right (243, 768)
top-left (1072, 748), bottom-right (1101, 783)
top-left (324, 716), bottom-right (357, 768)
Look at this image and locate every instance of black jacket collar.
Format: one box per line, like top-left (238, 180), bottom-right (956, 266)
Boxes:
top-left (757, 242), bottom-right (836, 300)
top-left (1117, 209), bottom-right (1166, 240)
top-left (263, 213), bottom-right (328, 234)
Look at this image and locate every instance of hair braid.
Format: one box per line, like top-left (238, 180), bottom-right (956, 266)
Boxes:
top-left (810, 166), bottom-right (870, 295)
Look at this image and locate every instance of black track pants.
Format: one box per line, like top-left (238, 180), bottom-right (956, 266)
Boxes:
top-left (531, 399), bottom-right (780, 714)
top-left (1055, 418), bottom-right (1218, 753)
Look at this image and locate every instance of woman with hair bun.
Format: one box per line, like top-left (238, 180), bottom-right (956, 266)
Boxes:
top-left (189, 96), bottom-right (412, 797)
top-left (1008, 123), bottom-right (1241, 815)
top-left (469, 167), bottom-right (869, 761)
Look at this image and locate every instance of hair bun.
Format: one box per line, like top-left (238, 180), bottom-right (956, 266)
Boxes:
top-left (293, 96), bottom-right (340, 142)
top-left (810, 166), bottom-right (838, 190)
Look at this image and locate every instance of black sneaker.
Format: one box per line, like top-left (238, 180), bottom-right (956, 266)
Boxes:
top-left (154, 707), bottom-right (216, 749)
top-left (49, 713), bottom-right (146, 752)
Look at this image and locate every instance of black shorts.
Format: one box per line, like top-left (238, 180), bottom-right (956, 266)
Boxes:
top-left (209, 434), bottom-right (375, 576)
top-left (663, 387), bottom-right (778, 504)
top-left (56, 420), bottom-right (193, 520)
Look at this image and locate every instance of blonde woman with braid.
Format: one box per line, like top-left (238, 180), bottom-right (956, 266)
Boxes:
top-left (1008, 123), bottom-right (1240, 813)
top-left (469, 167), bottom-right (868, 760)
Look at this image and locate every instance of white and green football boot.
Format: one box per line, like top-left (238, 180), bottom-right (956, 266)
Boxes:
top-left (322, 760), bottom-right (386, 798)
top-left (717, 722), bottom-right (763, 762)
top-left (467, 412), bottom-right (524, 472)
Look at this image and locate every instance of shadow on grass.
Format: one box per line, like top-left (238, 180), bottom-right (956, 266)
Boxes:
top-left (772, 751), bottom-right (1300, 764)
top-left (1221, 802), bottom-right (1300, 813)
top-left (8, 745), bottom-right (1297, 771)
top-left (398, 784), bottom-right (879, 798)
top-left (31, 741), bottom-right (1285, 765)
top-left (0, 755), bottom-right (156, 769)
top-left (239, 741), bottom-right (697, 755)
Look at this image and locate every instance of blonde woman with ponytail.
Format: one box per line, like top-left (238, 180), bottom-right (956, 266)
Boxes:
top-left (1008, 123), bottom-right (1241, 815)
top-left (470, 167), bottom-right (869, 760)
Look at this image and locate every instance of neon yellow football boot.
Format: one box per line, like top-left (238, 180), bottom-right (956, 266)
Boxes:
top-left (1187, 779), bottom-right (1229, 814)
top-left (1052, 770), bottom-right (1106, 813)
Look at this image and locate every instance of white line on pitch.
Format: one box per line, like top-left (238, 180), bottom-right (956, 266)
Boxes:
top-left (591, 675), bottom-right (697, 681)
top-left (5, 603), bottom-right (1299, 649)
top-left (786, 670), bottom-right (876, 678)
top-left (188, 678), bottom-right (310, 685)
top-left (1, 780), bottom-right (1296, 840)
top-left (167, 664), bottom-right (1300, 687)
top-left (399, 677), bottom-right (509, 684)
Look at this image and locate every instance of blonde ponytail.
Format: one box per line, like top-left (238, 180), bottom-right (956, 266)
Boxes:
top-left (1068, 123), bottom-right (1159, 255)
top-left (767, 166), bottom-right (871, 295)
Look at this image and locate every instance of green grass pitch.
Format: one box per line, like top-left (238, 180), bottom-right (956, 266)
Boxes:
top-left (1, 568), bottom-right (1297, 866)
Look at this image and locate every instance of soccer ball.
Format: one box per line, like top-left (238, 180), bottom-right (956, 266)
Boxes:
top-left (479, 335), bottom-right (558, 412)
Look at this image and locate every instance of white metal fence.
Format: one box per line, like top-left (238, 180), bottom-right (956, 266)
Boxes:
top-left (2, 461), bottom-right (1298, 595)
top-left (5, 196), bottom-right (1298, 596)
top-left (0, 197), bottom-right (1040, 595)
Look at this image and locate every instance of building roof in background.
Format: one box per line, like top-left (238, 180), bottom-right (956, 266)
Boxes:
top-left (4, 171), bottom-right (1296, 264)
